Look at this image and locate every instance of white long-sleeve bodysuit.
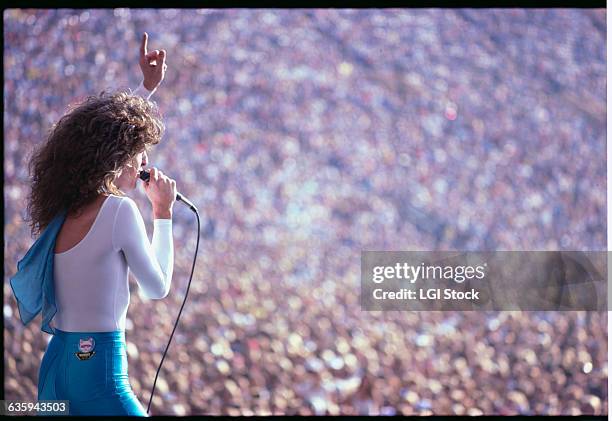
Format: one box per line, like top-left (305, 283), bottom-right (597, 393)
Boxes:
top-left (52, 83), bottom-right (172, 332)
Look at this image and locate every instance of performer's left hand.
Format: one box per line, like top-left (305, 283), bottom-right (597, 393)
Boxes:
top-left (139, 32), bottom-right (167, 91)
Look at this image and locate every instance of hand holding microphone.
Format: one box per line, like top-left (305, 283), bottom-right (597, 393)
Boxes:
top-left (139, 168), bottom-right (198, 213)
top-left (141, 167), bottom-right (175, 219)
top-left (138, 170), bottom-right (200, 415)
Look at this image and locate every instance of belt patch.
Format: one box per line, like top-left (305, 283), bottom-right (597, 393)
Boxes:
top-left (75, 337), bottom-right (96, 360)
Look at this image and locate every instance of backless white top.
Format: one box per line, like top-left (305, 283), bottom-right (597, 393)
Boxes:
top-left (52, 194), bottom-right (173, 332)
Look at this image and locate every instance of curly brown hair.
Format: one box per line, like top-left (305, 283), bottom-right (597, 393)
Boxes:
top-left (26, 91), bottom-right (164, 236)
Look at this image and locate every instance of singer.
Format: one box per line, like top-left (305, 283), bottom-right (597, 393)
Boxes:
top-left (10, 33), bottom-right (176, 416)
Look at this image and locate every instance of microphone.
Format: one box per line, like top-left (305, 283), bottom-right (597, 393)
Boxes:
top-left (139, 170), bottom-right (198, 213)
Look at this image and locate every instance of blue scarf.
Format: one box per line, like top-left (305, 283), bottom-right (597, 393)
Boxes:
top-left (9, 212), bottom-right (66, 335)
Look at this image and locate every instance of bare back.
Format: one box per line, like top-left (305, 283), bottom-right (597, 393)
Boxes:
top-left (54, 194), bottom-right (108, 254)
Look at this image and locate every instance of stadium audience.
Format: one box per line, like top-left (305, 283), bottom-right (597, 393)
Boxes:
top-left (4, 9), bottom-right (607, 415)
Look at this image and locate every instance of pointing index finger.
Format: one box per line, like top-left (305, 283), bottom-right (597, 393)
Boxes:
top-left (140, 32), bottom-right (148, 57)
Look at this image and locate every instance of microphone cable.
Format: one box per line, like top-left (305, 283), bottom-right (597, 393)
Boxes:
top-left (139, 170), bottom-right (200, 415)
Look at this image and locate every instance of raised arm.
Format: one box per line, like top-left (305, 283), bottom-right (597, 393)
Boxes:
top-left (112, 197), bottom-right (173, 299)
top-left (137, 32), bottom-right (167, 96)
top-left (132, 32), bottom-right (168, 99)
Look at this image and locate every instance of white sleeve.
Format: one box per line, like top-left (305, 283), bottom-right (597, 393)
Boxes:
top-left (112, 197), bottom-right (173, 299)
top-left (132, 80), bottom-right (156, 100)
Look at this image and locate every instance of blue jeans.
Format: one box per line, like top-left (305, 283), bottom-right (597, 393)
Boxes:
top-left (37, 329), bottom-right (147, 416)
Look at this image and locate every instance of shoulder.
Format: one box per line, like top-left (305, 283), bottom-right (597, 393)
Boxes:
top-left (107, 194), bottom-right (136, 206)
top-left (109, 194), bottom-right (142, 219)
top-left (110, 195), bottom-right (146, 245)
top-left (109, 195), bottom-right (143, 249)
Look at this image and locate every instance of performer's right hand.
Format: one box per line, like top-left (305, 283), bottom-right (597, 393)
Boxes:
top-left (143, 167), bottom-right (176, 219)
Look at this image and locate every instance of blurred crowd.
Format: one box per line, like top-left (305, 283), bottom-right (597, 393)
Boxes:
top-left (4, 8), bottom-right (607, 415)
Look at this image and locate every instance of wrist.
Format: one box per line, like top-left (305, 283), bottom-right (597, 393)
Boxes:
top-left (153, 207), bottom-right (172, 219)
top-left (143, 79), bottom-right (158, 91)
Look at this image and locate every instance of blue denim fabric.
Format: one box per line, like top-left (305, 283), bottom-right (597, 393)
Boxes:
top-left (38, 329), bottom-right (147, 416)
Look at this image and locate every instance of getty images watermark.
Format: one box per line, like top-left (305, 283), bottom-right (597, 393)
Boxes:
top-left (361, 251), bottom-right (607, 311)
